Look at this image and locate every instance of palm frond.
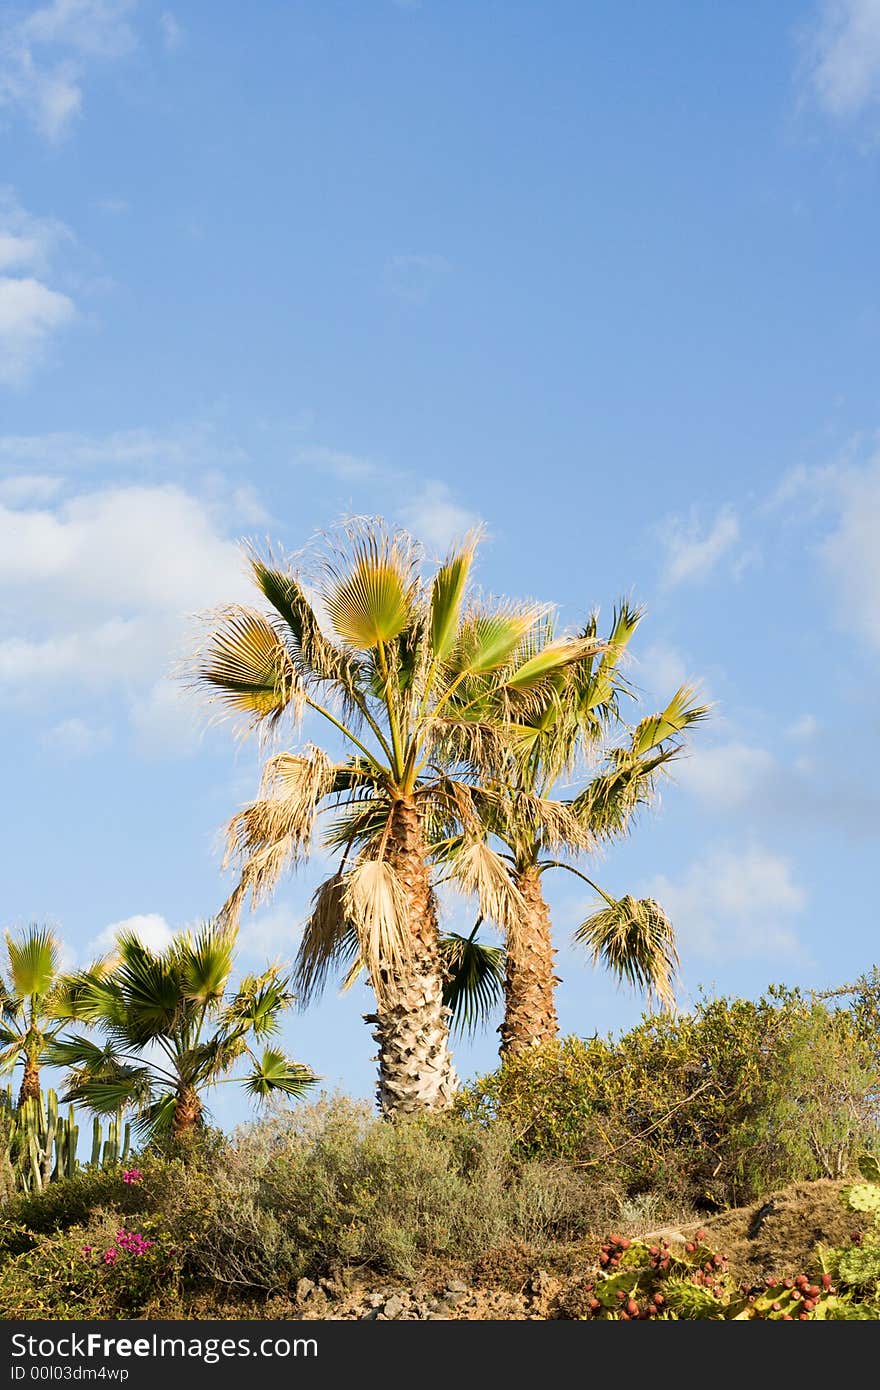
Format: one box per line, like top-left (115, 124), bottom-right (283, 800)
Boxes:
top-left (441, 931), bottom-right (505, 1036)
top-left (324, 529), bottom-right (416, 650)
top-left (631, 685), bottom-right (711, 757)
top-left (5, 925), bottom-right (60, 999)
top-left (293, 874), bottom-right (359, 1005)
top-left (191, 605), bottom-right (301, 726)
top-left (342, 858), bottom-right (411, 989)
top-left (429, 533), bottom-right (480, 663)
top-left (574, 894), bottom-right (679, 1009)
top-left (179, 921), bottom-right (236, 1005)
top-left (243, 1047), bottom-right (318, 1100)
top-left (445, 839), bottom-right (525, 941)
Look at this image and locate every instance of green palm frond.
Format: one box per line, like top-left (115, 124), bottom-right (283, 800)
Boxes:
top-left (178, 922), bottom-right (236, 1005)
top-left (243, 1047), bottom-right (318, 1100)
top-left (192, 605), bottom-right (299, 724)
top-left (324, 530), bottom-right (415, 649)
top-left (5, 925), bottom-right (60, 999)
top-left (631, 685), bottom-right (711, 756)
top-left (249, 556), bottom-right (365, 695)
top-left (429, 534), bottom-right (480, 662)
top-left (574, 894), bottom-right (679, 1009)
top-left (441, 931), bottom-right (505, 1037)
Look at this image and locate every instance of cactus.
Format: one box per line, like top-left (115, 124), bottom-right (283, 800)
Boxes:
top-left (0, 1088), bottom-right (131, 1193)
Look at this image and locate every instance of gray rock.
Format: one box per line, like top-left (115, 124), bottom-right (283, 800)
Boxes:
top-left (383, 1294), bottom-right (406, 1318)
top-left (441, 1290), bottom-right (468, 1307)
top-left (446, 1278), bottom-right (469, 1293)
top-left (360, 1308), bottom-right (380, 1320)
top-left (367, 1292), bottom-right (385, 1308)
top-left (295, 1277), bottom-right (316, 1302)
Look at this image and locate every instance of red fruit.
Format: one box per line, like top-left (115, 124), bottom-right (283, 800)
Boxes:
top-left (772, 1302), bottom-right (781, 1312)
top-left (619, 1238), bottom-right (631, 1251)
top-left (626, 1299), bottom-right (639, 1316)
top-left (653, 1293), bottom-right (664, 1306)
top-left (616, 1290), bottom-right (626, 1301)
top-left (783, 1278), bottom-right (794, 1289)
top-left (649, 1246), bottom-right (659, 1256)
top-left (696, 1229), bottom-right (707, 1241)
top-left (803, 1300), bottom-right (815, 1312)
top-left (599, 1254), bottom-right (609, 1266)
top-left (685, 1242), bottom-right (695, 1254)
top-left (821, 1273), bottom-right (832, 1291)
top-left (609, 1234), bottom-right (622, 1245)
top-left (798, 1311), bottom-right (809, 1320)
top-left (589, 1298), bottom-right (601, 1312)
top-left (782, 1314), bottom-right (792, 1320)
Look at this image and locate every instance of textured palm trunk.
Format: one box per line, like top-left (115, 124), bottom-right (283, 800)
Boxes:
top-left (172, 1086), bottom-right (202, 1136)
top-left (366, 799), bottom-right (458, 1117)
top-left (499, 865), bottom-right (559, 1058)
top-left (17, 1054), bottom-right (40, 1109)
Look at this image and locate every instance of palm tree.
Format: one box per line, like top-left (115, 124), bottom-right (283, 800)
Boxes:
top-left (190, 520), bottom-right (600, 1115)
top-left (0, 925), bottom-right (71, 1108)
top-left (443, 603), bottom-right (708, 1056)
top-left (50, 924), bottom-right (315, 1140)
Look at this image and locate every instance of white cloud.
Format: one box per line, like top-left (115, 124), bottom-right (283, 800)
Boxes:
top-left (0, 473), bottom-right (62, 504)
top-left (778, 440), bottom-right (880, 650)
top-left (0, 191), bottom-right (75, 385)
top-left (0, 0), bottom-right (137, 141)
top-left (675, 742), bottom-right (775, 810)
top-left (0, 476), bottom-right (254, 749)
top-left (804, 0), bottom-right (880, 118)
top-left (159, 10), bottom-right (183, 52)
top-left (0, 276), bottom-right (75, 384)
top-left (399, 482), bottom-right (481, 554)
top-left (658, 506), bottom-right (740, 587)
top-left (87, 911), bottom-right (174, 959)
top-left (42, 716), bottom-right (111, 758)
top-left (787, 713), bottom-right (820, 740)
top-left (646, 845), bottom-right (807, 960)
top-left (0, 421), bottom-right (248, 475)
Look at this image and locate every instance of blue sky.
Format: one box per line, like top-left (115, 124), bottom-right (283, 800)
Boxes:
top-left (2, 1), bottom-right (880, 1127)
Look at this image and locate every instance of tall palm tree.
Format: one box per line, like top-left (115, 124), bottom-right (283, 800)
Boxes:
top-left (51, 924), bottom-right (314, 1139)
top-left (0, 926), bottom-right (71, 1107)
top-left (443, 603), bottom-right (708, 1056)
top-left (190, 520), bottom-right (599, 1115)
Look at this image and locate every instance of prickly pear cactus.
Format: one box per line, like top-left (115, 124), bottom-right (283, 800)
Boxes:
top-left (845, 1183), bottom-right (880, 1215)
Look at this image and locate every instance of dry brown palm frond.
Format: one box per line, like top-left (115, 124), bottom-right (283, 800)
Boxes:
top-left (446, 839), bottom-right (525, 945)
top-left (220, 746), bottom-right (337, 921)
top-left (342, 858), bottom-right (411, 994)
top-left (509, 789), bottom-right (595, 853)
top-left (293, 873), bottom-right (359, 1005)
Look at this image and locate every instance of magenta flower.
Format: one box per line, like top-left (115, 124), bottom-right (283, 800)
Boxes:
top-left (81, 1245), bottom-right (93, 1255)
top-left (103, 1248), bottom-right (118, 1265)
top-left (122, 1168), bottom-right (143, 1184)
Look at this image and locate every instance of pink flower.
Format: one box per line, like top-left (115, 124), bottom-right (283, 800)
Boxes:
top-left (103, 1248), bottom-right (118, 1265)
top-left (81, 1246), bottom-right (92, 1255)
top-left (122, 1168), bottom-right (143, 1184)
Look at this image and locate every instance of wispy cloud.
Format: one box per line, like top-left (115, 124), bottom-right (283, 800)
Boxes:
top-left (646, 844), bottom-right (807, 961)
top-left (776, 436), bottom-right (880, 651)
top-left (398, 482), bottom-right (481, 554)
top-left (802, 0), bottom-right (880, 119)
top-left (657, 505), bottom-right (740, 587)
top-left (42, 716), bottom-right (111, 758)
top-left (159, 9), bottom-right (183, 52)
top-left (87, 911), bottom-right (174, 960)
top-left (384, 252), bottom-right (451, 305)
top-left (0, 190), bottom-right (75, 386)
top-left (0, 0), bottom-right (138, 142)
top-left (675, 742), bottom-right (776, 810)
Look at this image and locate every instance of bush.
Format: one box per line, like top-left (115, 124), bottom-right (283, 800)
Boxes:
top-left (458, 989), bottom-right (880, 1209)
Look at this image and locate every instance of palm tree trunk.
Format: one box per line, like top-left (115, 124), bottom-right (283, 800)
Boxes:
top-left (499, 866), bottom-right (559, 1058)
top-left (366, 799), bottom-right (458, 1117)
top-left (17, 1054), bottom-right (40, 1109)
top-left (172, 1086), bottom-right (202, 1136)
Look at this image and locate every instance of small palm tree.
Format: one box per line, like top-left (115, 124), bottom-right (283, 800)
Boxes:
top-left (51, 924), bottom-right (315, 1140)
top-left (0, 925), bottom-right (71, 1108)
top-left (442, 603), bottom-right (708, 1055)
top-left (190, 520), bottom-right (599, 1115)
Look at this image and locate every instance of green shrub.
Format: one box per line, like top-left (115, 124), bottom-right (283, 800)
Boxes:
top-left (0, 1211), bottom-right (182, 1319)
top-left (458, 990), bottom-right (880, 1208)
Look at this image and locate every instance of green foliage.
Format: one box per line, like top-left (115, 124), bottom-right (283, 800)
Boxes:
top-left (0, 1087), bottom-right (129, 1194)
top-left (580, 1231), bottom-right (845, 1320)
top-left (0, 1212), bottom-right (182, 1319)
top-left (53, 924), bottom-right (315, 1140)
top-left (459, 989), bottom-right (880, 1208)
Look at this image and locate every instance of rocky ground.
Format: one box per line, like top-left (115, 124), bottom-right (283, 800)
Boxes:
top-left (203, 1178), bottom-right (858, 1321)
